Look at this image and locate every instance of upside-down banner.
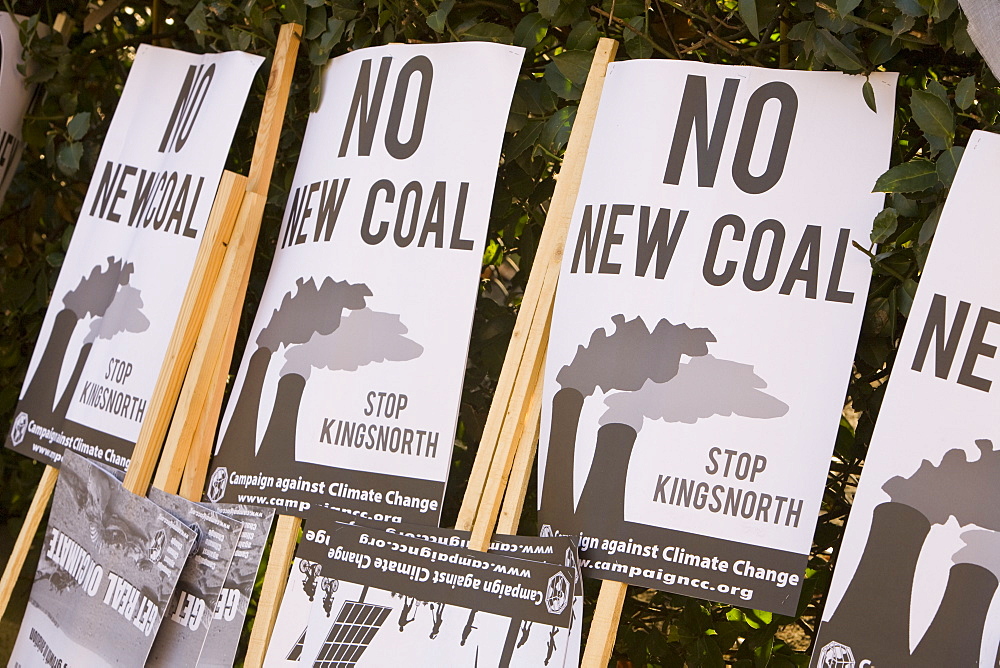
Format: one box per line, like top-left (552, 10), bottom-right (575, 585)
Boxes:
top-left (207, 42), bottom-right (522, 525)
top-left (537, 60), bottom-right (897, 614)
top-left (4, 45), bottom-right (262, 470)
top-left (812, 130), bottom-right (1000, 667)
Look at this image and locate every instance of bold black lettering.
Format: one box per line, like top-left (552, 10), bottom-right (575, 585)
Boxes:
top-left (743, 219), bottom-right (784, 291)
top-left (385, 56), bottom-right (432, 160)
top-left (663, 75), bottom-right (741, 188)
top-left (778, 224), bottom-right (821, 298)
top-left (703, 214), bottom-right (744, 286)
top-left (911, 293), bottom-right (972, 379)
top-left (339, 57), bottom-right (393, 157)
top-left (361, 179), bottom-right (394, 245)
top-left (732, 81), bottom-right (797, 195)
top-left (89, 162), bottom-right (122, 219)
top-left (570, 204), bottom-right (607, 274)
top-left (957, 307), bottom-right (1000, 392)
top-left (394, 181), bottom-right (423, 247)
top-left (313, 179), bottom-right (350, 242)
top-left (636, 207), bottom-right (687, 279)
top-left (825, 228), bottom-right (855, 304)
top-left (599, 204), bottom-right (631, 275)
top-left (449, 182), bottom-right (474, 251)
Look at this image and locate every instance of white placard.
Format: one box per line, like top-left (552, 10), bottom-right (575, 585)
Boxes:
top-left (208, 42), bottom-right (523, 526)
top-left (537, 59), bottom-right (897, 614)
top-left (813, 130), bottom-right (1000, 667)
top-left (5, 45), bottom-right (263, 470)
top-left (0, 13), bottom-right (37, 204)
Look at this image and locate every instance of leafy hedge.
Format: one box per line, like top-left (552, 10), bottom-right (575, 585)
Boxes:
top-left (0, 0), bottom-right (991, 664)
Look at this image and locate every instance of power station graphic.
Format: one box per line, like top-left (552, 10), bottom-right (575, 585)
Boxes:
top-left (539, 314), bottom-right (788, 533)
top-left (814, 438), bottom-right (1000, 667)
top-left (210, 276), bottom-right (422, 484)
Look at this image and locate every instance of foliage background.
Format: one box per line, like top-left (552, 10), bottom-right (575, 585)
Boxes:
top-left (0, 0), bottom-right (989, 663)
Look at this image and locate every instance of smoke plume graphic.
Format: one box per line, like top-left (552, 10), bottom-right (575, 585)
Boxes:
top-left (84, 283), bottom-right (150, 343)
top-left (541, 315), bottom-right (786, 528)
top-left (255, 277), bottom-right (372, 351)
top-left (883, 438), bottom-right (1000, 530)
top-left (599, 355), bottom-right (788, 430)
top-left (62, 257), bottom-right (133, 318)
top-left (555, 315), bottom-right (715, 397)
top-left (280, 308), bottom-right (423, 379)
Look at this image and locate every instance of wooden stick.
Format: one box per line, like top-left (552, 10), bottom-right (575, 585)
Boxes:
top-left (495, 377), bottom-right (544, 535)
top-left (244, 514), bottom-right (302, 668)
top-left (581, 580), bottom-right (628, 667)
top-left (458, 38), bottom-right (619, 537)
top-left (247, 24), bottom-right (302, 196)
top-left (152, 190), bottom-right (264, 494)
top-left (0, 465), bottom-right (57, 621)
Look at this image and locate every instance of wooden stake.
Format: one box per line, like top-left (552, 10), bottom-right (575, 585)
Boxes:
top-left (496, 378), bottom-right (544, 535)
top-left (581, 580), bottom-right (628, 667)
top-left (244, 514), bottom-right (302, 668)
top-left (0, 465), bottom-right (57, 621)
top-left (458, 38), bottom-right (619, 538)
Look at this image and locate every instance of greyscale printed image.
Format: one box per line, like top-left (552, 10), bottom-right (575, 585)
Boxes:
top-left (8, 452), bottom-right (196, 666)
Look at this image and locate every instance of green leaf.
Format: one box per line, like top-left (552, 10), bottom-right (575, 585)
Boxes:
top-left (956, 75), bottom-right (976, 110)
top-left (504, 119), bottom-right (544, 161)
top-left (837, 0), bottom-right (862, 16)
top-left (740, 0), bottom-right (762, 36)
top-left (918, 204), bottom-right (942, 244)
top-left (56, 142), bottom-right (83, 175)
top-left (185, 1), bottom-right (209, 32)
top-left (279, 0), bottom-right (307, 27)
top-left (910, 89), bottom-right (955, 150)
top-left (871, 207), bottom-right (899, 243)
top-left (872, 160), bottom-right (938, 192)
top-left (514, 13), bottom-right (548, 49)
top-left (862, 79), bottom-right (876, 113)
top-left (458, 22), bottom-right (514, 43)
top-left (66, 112), bottom-right (91, 141)
top-left (566, 20), bottom-right (599, 50)
top-left (426, 0), bottom-right (455, 33)
top-left (538, 0), bottom-right (560, 20)
top-left (624, 18), bottom-right (653, 58)
top-left (936, 145), bottom-right (965, 186)
top-left (545, 50), bottom-right (593, 100)
top-left (540, 105), bottom-right (576, 154)
top-left (815, 29), bottom-right (864, 71)
top-left (865, 34), bottom-right (900, 65)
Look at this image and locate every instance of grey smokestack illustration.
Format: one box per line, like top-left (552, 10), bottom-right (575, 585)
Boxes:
top-left (910, 529), bottom-right (1000, 667)
top-left (818, 440), bottom-right (1000, 667)
top-left (19, 258), bottom-right (134, 421)
top-left (255, 308), bottom-right (422, 466)
top-left (540, 315), bottom-right (715, 523)
top-left (216, 278), bottom-right (371, 458)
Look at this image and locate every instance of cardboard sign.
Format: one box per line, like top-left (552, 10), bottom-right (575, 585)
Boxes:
top-left (146, 488), bottom-right (244, 667)
top-left (0, 13), bottom-right (36, 205)
top-left (536, 60), bottom-right (897, 614)
top-left (4, 45), bottom-right (262, 470)
top-left (207, 42), bottom-right (522, 524)
top-left (9, 453), bottom-right (197, 665)
top-left (197, 503), bottom-right (276, 667)
top-left (812, 130), bottom-right (1000, 667)
top-left (265, 517), bottom-right (580, 667)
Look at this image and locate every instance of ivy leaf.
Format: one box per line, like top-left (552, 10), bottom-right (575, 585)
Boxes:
top-left (426, 0), bottom-right (455, 34)
top-left (936, 145), bottom-right (965, 186)
top-left (567, 20), bottom-right (599, 50)
top-left (56, 142), bottom-right (84, 176)
top-left (910, 89), bottom-right (954, 150)
top-left (545, 50), bottom-right (592, 100)
top-left (185, 1), bottom-right (209, 32)
top-left (66, 112), bottom-right (91, 141)
top-left (872, 160), bottom-right (938, 192)
top-left (956, 75), bottom-right (976, 110)
top-left (538, 0), bottom-right (560, 20)
top-left (862, 79), bottom-right (876, 113)
top-left (838, 0), bottom-right (863, 17)
top-left (458, 22), bottom-right (514, 43)
top-left (513, 13), bottom-right (548, 49)
top-left (504, 119), bottom-right (544, 161)
top-left (871, 207), bottom-right (899, 243)
top-left (815, 29), bottom-right (864, 71)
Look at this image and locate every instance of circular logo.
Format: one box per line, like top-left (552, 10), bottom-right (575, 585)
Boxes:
top-left (545, 571), bottom-right (571, 615)
top-left (206, 467), bottom-right (228, 503)
top-left (10, 412), bottom-right (29, 447)
top-left (818, 641), bottom-right (856, 668)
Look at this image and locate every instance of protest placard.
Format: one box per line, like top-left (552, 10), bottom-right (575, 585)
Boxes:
top-left (0, 13), bottom-right (38, 204)
top-left (812, 130), bottom-right (1000, 667)
top-left (207, 42), bottom-right (522, 525)
top-left (537, 60), bottom-right (896, 614)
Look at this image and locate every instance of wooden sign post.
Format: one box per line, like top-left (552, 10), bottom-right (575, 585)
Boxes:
top-left (455, 37), bottom-right (625, 668)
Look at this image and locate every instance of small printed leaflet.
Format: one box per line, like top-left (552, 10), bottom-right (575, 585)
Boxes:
top-left (9, 452), bottom-right (197, 666)
top-left (146, 487), bottom-right (244, 666)
top-left (4, 45), bottom-right (262, 470)
top-left (207, 42), bottom-right (522, 525)
top-left (197, 503), bottom-right (276, 667)
top-left (812, 130), bottom-right (1000, 667)
top-left (537, 59), bottom-right (897, 614)
top-left (265, 518), bottom-right (578, 668)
